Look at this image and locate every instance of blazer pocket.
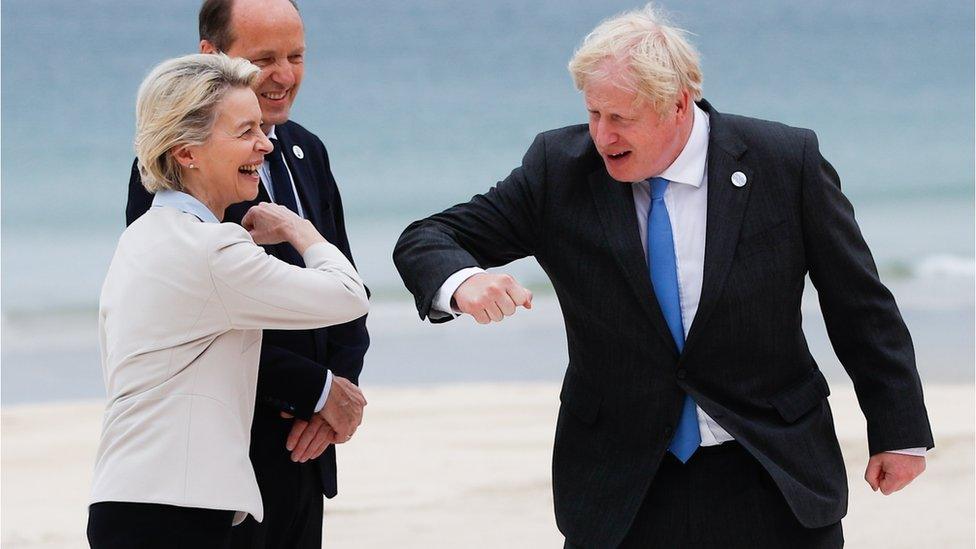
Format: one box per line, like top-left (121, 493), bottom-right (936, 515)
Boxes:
top-left (768, 368), bottom-right (830, 423)
top-left (559, 369), bottom-right (602, 425)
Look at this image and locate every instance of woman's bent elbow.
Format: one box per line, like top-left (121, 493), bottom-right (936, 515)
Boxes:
top-left (351, 287), bottom-right (369, 319)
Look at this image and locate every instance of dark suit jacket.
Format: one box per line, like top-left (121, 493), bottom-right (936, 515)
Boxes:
top-left (126, 120), bottom-right (369, 499)
top-left (393, 100), bottom-right (934, 548)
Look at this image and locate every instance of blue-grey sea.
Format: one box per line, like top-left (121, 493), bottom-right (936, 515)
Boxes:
top-left (2, 0), bottom-right (973, 404)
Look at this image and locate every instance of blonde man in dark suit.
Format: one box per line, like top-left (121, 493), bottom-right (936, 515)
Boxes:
top-left (395, 6), bottom-right (932, 548)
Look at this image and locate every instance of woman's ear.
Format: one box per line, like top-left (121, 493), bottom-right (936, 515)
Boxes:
top-left (171, 144), bottom-right (197, 169)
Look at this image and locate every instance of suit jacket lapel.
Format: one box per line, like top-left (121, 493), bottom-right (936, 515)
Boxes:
top-left (257, 183), bottom-right (271, 203)
top-left (684, 104), bottom-right (754, 353)
top-left (588, 169), bottom-right (679, 356)
top-left (274, 124), bottom-right (325, 230)
top-left (223, 184), bottom-right (268, 225)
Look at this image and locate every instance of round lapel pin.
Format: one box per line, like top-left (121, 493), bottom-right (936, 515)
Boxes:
top-left (292, 145), bottom-right (304, 159)
top-left (731, 171), bottom-right (747, 187)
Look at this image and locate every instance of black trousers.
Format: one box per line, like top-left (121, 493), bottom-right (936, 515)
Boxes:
top-left (229, 457), bottom-right (324, 548)
top-left (87, 502), bottom-right (234, 549)
top-left (568, 443), bottom-right (843, 549)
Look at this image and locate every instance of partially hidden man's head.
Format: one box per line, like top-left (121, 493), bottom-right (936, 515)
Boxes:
top-left (568, 4), bottom-right (703, 183)
top-left (199, 0), bottom-right (305, 132)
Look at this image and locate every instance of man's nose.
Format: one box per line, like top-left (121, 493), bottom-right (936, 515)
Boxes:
top-left (268, 60), bottom-right (295, 88)
top-left (594, 120), bottom-right (617, 148)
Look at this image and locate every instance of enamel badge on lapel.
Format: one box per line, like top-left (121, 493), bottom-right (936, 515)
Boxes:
top-left (292, 145), bottom-right (304, 159)
top-left (731, 171), bottom-right (747, 187)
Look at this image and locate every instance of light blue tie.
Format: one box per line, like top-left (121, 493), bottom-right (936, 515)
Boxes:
top-left (647, 177), bottom-right (700, 463)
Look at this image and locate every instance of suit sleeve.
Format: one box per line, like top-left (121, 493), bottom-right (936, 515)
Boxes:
top-left (209, 227), bottom-right (369, 330)
top-left (252, 139), bottom-right (371, 418)
top-left (125, 156), bottom-right (343, 418)
top-left (126, 158), bottom-right (154, 226)
top-left (255, 345), bottom-right (332, 419)
top-left (393, 132), bottom-right (549, 322)
top-left (799, 129), bottom-right (934, 455)
top-left (317, 145), bottom-right (370, 384)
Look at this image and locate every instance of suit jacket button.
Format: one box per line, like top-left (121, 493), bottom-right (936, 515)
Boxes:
top-left (676, 368), bottom-right (687, 380)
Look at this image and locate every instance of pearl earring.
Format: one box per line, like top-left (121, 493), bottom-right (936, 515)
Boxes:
top-left (189, 163), bottom-right (195, 169)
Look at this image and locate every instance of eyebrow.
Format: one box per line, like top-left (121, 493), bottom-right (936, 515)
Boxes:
top-left (587, 106), bottom-right (633, 117)
top-left (249, 46), bottom-right (306, 58)
top-left (232, 119), bottom-right (259, 131)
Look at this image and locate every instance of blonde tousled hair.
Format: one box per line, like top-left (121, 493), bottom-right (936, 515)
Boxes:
top-left (568, 4), bottom-right (703, 115)
top-left (135, 53), bottom-right (260, 193)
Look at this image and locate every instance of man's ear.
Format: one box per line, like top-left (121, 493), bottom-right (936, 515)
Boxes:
top-left (200, 40), bottom-right (218, 54)
top-left (674, 89), bottom-right (692, 119)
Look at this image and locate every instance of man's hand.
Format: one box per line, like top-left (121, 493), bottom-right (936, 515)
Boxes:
top-left (284, 413), bottom-right (337, 463)
top-left (452, 273), bottom-right (533, 324)
top-left (864, 452), bottom-right (926, 495)
top-left (320, 375), bottom-right (367, 443)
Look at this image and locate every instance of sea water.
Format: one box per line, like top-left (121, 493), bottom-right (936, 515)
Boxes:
top-left (2, 0), bottom-right (973, 403)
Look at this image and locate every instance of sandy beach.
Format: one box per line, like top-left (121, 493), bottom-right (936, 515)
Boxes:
top-left (1, 382), bottom-right (972, 548)
top-left (2, 1), bottom-right (972, 547)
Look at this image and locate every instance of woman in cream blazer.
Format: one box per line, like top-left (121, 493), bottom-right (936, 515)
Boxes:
top-left (88, 54), bottom-right (368, 548)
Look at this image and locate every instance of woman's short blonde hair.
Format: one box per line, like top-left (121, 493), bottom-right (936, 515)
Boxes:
top-left (135, 53), bottom-right (260, 193)
top-left (568, 4), bottom-right (703, 116)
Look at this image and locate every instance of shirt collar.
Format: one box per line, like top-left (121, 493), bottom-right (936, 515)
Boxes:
top-left (267, 125), bottom-right (277, 140)
top-left (151, 190), bottom-right (220, 224)
top-left (657, 103), bottom-right (709, 188)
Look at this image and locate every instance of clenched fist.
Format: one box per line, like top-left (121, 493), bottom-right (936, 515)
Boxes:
top-left (452, 273), bottom-right (533, 324)
top-left (864, 452), bottom-right (926, 495)
top-left (241, 202), bottom-right (325, 253)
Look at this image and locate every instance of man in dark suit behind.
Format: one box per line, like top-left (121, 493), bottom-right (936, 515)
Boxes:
top-left (125, 1), bottom-right (369, 547)
top-left (393, 6), bottom-right (932, 548)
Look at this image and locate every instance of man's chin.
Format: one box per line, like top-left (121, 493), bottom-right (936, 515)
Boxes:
top-left (258, 106), bottom-right (291, 128)
top-left (604, 165), bottom-right (640, 184)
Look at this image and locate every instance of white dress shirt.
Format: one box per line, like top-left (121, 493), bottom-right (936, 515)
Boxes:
top-left (432, 105), bottom-right (924, 456)
top-left (260, 125), bottom-right (306, 219)
top-left (629, 104), bottom-right (733, 445)
top-left (260, 125), bottom-right (332, 412)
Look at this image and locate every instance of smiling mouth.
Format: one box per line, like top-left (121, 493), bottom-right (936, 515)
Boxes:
top-left (261, 90), bottom-right (288, 101)
top-left (606, 151), bottom-right (631, 160)
top-left (238, 163), bottom-right (261, 177)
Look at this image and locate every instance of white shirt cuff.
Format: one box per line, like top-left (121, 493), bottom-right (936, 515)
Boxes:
top-left (313, 370), bottom-right (334, 413)
top-left (885, 447), bottom-right (927, 457)
top-left (429, 267), bottom-right (486, 319)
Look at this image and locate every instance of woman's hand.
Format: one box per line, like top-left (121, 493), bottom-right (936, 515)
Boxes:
top-left (241, 202), bottom-right (326, 253)
top-left (241, 202), bottom-right (301, 244)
